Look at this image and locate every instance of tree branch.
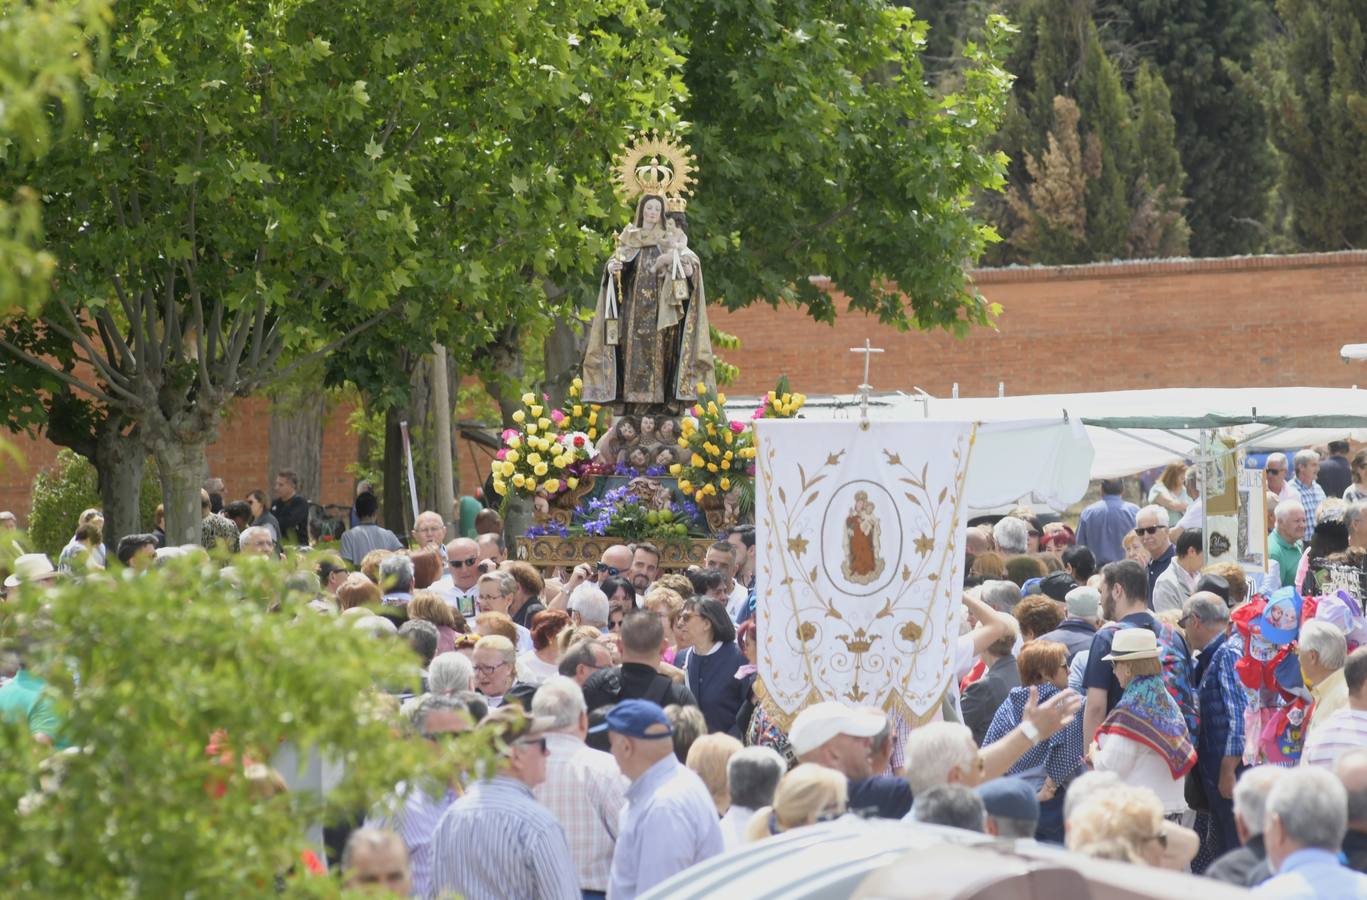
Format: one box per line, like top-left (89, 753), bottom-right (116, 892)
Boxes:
top-left (48, 294), bottom-right (136, 394)
top-left (249, 307), bottom-right (393, 394)
top-left (0, 339), bottom-right (117, 406)
top-left (183, 260), bottom-right (213, 396)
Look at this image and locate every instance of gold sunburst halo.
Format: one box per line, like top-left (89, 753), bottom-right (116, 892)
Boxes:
top-left (614, 131), bottom-right (695, 206)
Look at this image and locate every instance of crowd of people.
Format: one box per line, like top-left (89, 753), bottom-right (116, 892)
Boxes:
top-left (2, 444), bottom-right (1366, 898)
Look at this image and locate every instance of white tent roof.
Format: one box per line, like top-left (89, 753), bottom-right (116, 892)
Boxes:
top-left (728, 386), bottom-right (1367, 481)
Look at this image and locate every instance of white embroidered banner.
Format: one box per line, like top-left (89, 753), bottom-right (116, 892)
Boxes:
top-left (754, 419), bottom-right (976, 725)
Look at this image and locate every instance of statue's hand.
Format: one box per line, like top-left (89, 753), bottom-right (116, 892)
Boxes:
top-left (607, 257), bottom-right (623, 275)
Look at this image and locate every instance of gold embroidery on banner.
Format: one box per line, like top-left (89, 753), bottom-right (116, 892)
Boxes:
top-left (758, 423), bottom-right (980, 722)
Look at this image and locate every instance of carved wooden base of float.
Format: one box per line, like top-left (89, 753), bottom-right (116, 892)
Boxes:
top-left (515, 535), bottom-right (714, 572)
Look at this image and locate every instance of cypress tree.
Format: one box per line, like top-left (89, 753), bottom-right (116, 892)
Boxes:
top-left (1260, 0), bottom-right (1367, 249)
top-left (1108, 0), bottom-right (1276, 257)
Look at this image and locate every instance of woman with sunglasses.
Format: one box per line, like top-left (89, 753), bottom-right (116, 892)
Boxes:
top-left (677, 598), bottom-right (748, 734)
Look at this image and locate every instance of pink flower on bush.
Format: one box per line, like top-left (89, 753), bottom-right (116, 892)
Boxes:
top-left (550, 409), bottom-right (566, 424)
top-left (495, 448), bottom-right (508, 460)
top-left (502, 428), bottom-right (519, 442)
top-left (729, 420), bottom-right (745, 433)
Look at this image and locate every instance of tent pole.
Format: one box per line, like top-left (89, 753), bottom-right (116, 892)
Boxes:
top-left (1200, 429), bottom-right (1211, 558)
top-left (1107, 428), bottom-right (1197, 460)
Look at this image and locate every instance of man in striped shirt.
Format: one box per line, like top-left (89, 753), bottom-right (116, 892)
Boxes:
top-left (532, 676), bottom-right (628, 899)
top-left (364, 695), bottom-right (471, 898)
top-left (429, 706), bottom-right (578, 900)
top-left (1302, 646), bottom-right (1367, 769)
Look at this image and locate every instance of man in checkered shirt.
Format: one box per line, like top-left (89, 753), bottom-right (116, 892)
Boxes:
top-left (532, 676), bottom-right (628, 899)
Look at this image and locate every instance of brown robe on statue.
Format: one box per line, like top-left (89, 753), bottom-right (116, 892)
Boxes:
top-left (581, 226), bottom-right (715, 411)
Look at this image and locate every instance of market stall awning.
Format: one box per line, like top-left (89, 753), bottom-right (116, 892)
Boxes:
top-left (730, 386), bottom-right (1367, 481)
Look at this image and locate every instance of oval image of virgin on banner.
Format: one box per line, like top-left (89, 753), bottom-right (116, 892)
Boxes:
top-left (820, 480), bottom-right (902, 597)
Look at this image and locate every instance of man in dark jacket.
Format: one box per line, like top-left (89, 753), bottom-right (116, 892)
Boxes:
top-left (1039, 586), bottom-right (1102, 662)
top-left (583, 610), bottom-right (696, 711)
top-left (961, 631), bottom-right (1020, 746)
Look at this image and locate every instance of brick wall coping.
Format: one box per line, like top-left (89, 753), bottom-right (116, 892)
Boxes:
top-left (965, 250), bottom-right (1367, 285)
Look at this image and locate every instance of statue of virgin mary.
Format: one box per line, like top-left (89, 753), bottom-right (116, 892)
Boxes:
top-left (581, 136), bottom-right (715, 413)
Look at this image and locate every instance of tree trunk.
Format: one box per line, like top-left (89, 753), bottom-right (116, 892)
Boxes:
top-left (406, 358), bottom-right (436, 517)
top-left (94, 423), bottom-right (146, 552)
top-left (268, 390), bottom-right (325, 503)
top-left (542, 303), bottom-right (583, 411)
top-left (430, 345), bottom-right (456, 534)
top-left (381, 405), bottom-right (408, 536)
top-left (152, 437), bottom-right (209, 546)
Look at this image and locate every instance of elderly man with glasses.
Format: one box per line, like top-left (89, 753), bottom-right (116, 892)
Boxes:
top-left (433, 537), bottom-right (482, 617)
top-left (554, 544), bottom-right (634, 609)
top-left (430, 706), bottom-right (578, 900)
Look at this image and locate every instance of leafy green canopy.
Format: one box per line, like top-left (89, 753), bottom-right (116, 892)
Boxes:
top-left (0, 0), bottom-right (110, 314)
top-left (668, 1), bottom-right (1015, 333)
top-left (2, 0), bottom-right (684, 541)
top-left (992, 3), bottom-right (1189, 264)
top-left (0, 556), bottom-right (496, 896)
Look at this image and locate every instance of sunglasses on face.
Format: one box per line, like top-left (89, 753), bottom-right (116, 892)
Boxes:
top-left (451, 557), bottom-right (479, 569)
top-left (1265, 469), bottom-right (1283, 476)
top-left (515, 737), bottom-right (549, 755)
top-left (1134, 526), bottom-right (1162, 536)
top-left (596, 563), bottom-right (621, 576)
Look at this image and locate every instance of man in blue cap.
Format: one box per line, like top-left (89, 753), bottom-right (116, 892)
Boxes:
top-left (599, 700), bottom-right (723, 898)
top-left (976, 777), bottom-right (1041, 839)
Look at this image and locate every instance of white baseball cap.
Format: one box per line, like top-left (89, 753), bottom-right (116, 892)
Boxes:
top-left (788, 701), bottom-right (886, 757)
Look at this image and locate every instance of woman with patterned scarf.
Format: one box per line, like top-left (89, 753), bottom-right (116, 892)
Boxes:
top-left (1090, 629), bottom-right (1197, 817)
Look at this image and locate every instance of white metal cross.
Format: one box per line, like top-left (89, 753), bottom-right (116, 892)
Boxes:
top-left (849, 339), bottom-right (884, 424)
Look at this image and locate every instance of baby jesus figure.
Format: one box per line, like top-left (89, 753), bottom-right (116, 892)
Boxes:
top-left (652, 216), bottom-right (694, 330)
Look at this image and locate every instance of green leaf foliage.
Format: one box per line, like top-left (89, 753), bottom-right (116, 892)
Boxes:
top-left (26, 449), bottom-right (100, 560)
top-left (1257, 0), bottom-right (1367, 250)
top-left (993, 1), bottom-right (1189, 263)
top-left (0, 0), bottom-right (111, 315)
top-left (669, 1), bottom-right (1014, 334)
top-left (25, 448), bottom-right (164, 558)
top-left (0, 556), bottom-right (499, 896)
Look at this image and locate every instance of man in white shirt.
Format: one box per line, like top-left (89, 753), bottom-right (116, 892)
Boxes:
top-left (432, 537), bottom-right (481, 617)
top-left (531, 677), bottom-right (627, 896)
top-left (704, 541), bottom-right (747, 622)
top-left (719, 747), bottom-right (786, 849)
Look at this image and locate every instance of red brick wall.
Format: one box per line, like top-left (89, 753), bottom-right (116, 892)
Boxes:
top-left (2, 251), bottom-right (1363, 522)
top-left (710, 251), bottom-right (1367, 398)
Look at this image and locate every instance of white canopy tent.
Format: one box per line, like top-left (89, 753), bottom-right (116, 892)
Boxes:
top-left (731, 386), bottom-right (1367, 480)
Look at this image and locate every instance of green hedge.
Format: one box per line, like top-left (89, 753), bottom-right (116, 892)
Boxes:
top-left (27, 449), bottom-right (163, 558)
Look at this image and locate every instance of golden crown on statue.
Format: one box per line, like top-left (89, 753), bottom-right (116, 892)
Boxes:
top-left (615, 131), bottom-right (694, 213)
